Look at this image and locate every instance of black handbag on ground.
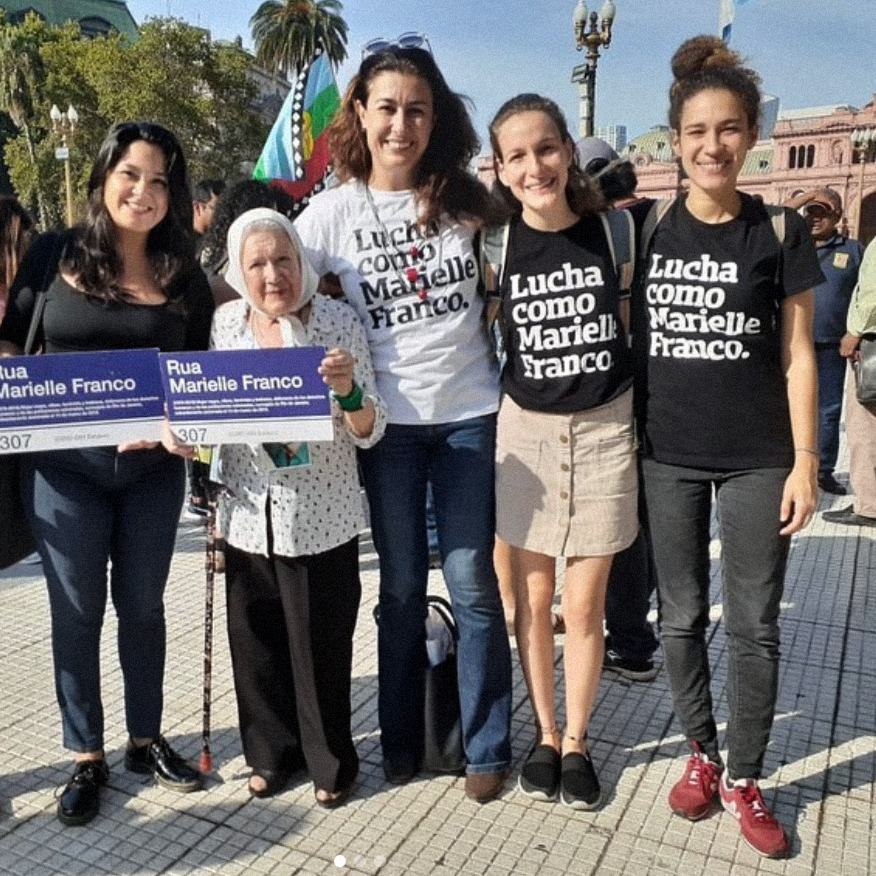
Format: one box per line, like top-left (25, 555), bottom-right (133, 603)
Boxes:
top-left (372, 594), bottom-right (466, 775)
top-left (0, 232), bottom-right (63, 570)
top-left (854, 335), bottom-right (876, 406)
top-left (421, 595), bottom-right (465, 774)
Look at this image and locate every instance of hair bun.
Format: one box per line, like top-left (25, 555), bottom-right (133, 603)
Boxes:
top-left (671, 35), bottom-right (741, 81)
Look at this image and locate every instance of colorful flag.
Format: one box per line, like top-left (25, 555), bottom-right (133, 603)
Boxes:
top-left (719, 0), bottom-right (756, 43)
top-left (253, 50), bottom-right (341, 212)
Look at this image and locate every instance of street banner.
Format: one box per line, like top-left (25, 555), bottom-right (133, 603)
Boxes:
top-left (253, 49), bottom-right (341, 215)
top-left (0, 349), bottom-right (164, 454)
top-left (159, 347), bottom-right (333, 446)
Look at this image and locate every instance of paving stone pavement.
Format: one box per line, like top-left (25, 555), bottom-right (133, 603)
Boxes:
top-left (0, 457), bottom-right (872, 875)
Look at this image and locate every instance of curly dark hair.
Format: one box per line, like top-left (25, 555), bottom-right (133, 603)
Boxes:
top-left (199, 180), bottom-right (297, 275)
top-left (61, 121), bottom-right (195, 302)
top-left (488, 93), bottom-right (604, 218)
top-left (327, 46), bottom-right (504, 228)
top-left (668, 35), bottom-right (761, 133)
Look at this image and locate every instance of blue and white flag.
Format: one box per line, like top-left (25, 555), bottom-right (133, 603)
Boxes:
top-left (720, 0), bottom-right (756, 43)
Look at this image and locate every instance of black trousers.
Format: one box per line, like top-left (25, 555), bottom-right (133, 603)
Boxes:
top-left (224, 536), bottom-right (361, 792)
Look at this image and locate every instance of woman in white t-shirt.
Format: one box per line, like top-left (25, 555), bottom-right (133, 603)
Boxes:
top-left (637, 37), bottom-right (821, 859)
top-left (488, 94), bottom-right (638, 810)
top-left (295, 40), bottom-right (512, 803)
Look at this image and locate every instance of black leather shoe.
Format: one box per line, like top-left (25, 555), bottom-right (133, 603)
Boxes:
top-left (818, 473), bottom-right (847, 495)
top-left (822, 505), bottom-right (876, 527)
top-left (125, 736), bottom-right (203, 792)
top-left (57, 759), bottom-right (109, 826)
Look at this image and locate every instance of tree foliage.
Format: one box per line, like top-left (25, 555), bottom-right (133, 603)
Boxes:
top-left (251, 0), bottom-right (348, 77)
top-left (0, 15), bottom-right (269, 228)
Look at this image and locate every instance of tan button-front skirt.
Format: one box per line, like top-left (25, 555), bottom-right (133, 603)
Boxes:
top-left (496, 389), bottom-right (639, 558)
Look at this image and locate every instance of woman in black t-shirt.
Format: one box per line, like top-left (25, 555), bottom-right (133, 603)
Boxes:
top-left (637, 38), bottom-right (821, 859)
top-left (0, 122), bottom-right (213, 826)
top-left (488, 94), bottom-right (639, 810)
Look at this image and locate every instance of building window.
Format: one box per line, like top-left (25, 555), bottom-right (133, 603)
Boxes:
top-left (789, 146), bottom-right (797, 169)
top-left (79, 17), bottom-right (113, 38)
top-left (806, 144), bottom-right (815, 168)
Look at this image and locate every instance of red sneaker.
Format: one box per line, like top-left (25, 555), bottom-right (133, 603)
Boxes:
top-left (668, 742), bottom-right (723, 820)
top-left (719, 772), bottom-right (790, 858)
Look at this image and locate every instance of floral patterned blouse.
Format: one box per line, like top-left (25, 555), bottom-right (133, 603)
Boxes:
top-left (211, 296), bottom-right (386, 558)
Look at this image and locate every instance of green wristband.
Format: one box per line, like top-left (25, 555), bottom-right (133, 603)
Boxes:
top-left (331, 381), bottom-right (364, 412)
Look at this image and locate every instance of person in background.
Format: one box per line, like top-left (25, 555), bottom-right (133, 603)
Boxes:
top-left (636, 37), bottom-right (820, 858)
top-left (0, 195), bottom-right (34, 323)
top-left (576, 137), bottom-right (661, 684)
top-left (823, 234), bottom-right (876, 527)
top-left (213, 207), bottom-right (385, 806)
top-left (0, 121), bottom-right (213, 827)
top-left (186, 178), bottom-right (227, 519)
top-left (192, 179), bottom-right (225, 253)
top-left (784, 188), bottom-right (863, 495)
top-left (200, 179), bottom-right (296, 305)
top-left (295, 41), bottom-right (513, 804)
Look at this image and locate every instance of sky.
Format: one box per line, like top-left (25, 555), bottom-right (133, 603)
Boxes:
top-left (126, 0), bottom-right (876, 151)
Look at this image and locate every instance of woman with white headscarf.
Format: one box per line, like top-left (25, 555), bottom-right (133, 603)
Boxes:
top-left (211, 207), bottom-right (386, 807)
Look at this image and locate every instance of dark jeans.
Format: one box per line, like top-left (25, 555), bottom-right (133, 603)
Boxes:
top-left (359, 414), bottom-right (512, 774)
top-left (815, 342), bottom-right (847, 476)
top-left (20, 447), bottom-right (185, 752)
top-left (605, 528), bottom-right (659, 660)
top-left (642, 459), bottom-right (791, 780)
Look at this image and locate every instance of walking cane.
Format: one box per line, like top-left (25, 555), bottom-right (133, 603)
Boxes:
top-left (199, 493), bottom-right (217, 774)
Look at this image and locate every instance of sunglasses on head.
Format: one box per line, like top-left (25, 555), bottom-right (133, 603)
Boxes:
top-left (361, 31), bottom-right (432, 59)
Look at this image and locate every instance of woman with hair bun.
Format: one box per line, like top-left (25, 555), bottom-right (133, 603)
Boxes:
top-left (0, 121), bottom-right (213, 826)
top-left (635, 37), bottom-right (821, 858)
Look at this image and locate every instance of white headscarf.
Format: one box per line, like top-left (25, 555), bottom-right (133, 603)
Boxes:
top-left (224, 207), bottom-right (320, 347)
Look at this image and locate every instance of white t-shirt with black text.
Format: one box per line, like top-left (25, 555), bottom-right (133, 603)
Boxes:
top-left (295, 180), bottom-right (499, 425)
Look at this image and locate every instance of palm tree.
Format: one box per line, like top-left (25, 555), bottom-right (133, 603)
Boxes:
top-left (250, 0), bottom-right (348, 78)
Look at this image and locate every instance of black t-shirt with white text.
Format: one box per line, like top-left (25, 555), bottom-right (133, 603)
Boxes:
top-left (634, 194), bottom-right (823, 469)
top-left (500, 215), bottom-right (632, 414)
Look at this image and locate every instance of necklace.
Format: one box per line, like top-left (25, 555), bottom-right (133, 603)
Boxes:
top-left (364, 184), bottom-right (442, 301)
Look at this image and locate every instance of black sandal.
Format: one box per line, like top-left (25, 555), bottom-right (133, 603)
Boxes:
top-left (248, 768), bottom-right (290, 798)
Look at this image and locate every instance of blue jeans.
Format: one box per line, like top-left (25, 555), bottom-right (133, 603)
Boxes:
top-left (643, 459), bottom-right (790, 780)
top-left (359, 414), bottom-right (512, 774)
top-left (815, 343), bottom-right (847, 476)
top-left (20, 447), bottom-right (185, 752)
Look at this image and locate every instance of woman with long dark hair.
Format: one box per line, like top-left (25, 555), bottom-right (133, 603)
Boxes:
top-left (637, 38), bottom-right (820, 858)
top-left (0, 121), bottom-right (214, 826)
top-left (0, 195), bottom-right (33, 322)
top-left (295, 41), bottom-right (513, 803)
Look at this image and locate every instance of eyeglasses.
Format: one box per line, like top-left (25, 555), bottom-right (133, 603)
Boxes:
top-left (361, 32), bottom-right (432, 59)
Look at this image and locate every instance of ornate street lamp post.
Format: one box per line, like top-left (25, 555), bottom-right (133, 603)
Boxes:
top-left (850, 127), bottom-right (875, 240)
top-left (50, 103), bottom-right (79, 228)
top-left (571, 0), bottom-right (616, 138)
